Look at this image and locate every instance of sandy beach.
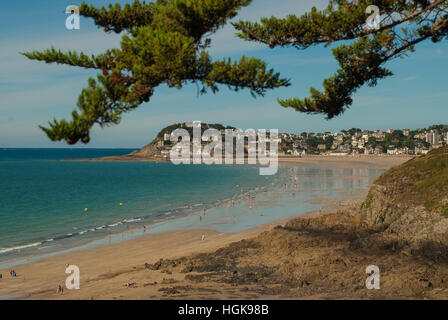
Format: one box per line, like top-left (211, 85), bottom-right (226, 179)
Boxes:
top-left (278, 155), bottom-right (413, 167)
top-left (63, 154), bottom-right (414, 169)
top-left (2, 155), bottom-right (433, 300)
top-left (0, 214), bottom-right (312, 300)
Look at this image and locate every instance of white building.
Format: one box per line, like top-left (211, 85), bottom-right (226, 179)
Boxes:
top-left (426, 131), bottom-right (440, 145)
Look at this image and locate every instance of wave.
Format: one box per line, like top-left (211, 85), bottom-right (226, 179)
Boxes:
top-left (0, 242), bottom-right (42, 254)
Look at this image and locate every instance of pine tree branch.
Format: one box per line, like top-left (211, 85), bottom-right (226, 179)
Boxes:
top-left (25, 0), bottom-right (287, 144)
top-left (201, 56), bottom-right (290, 97)
top-left (79, 0), bottom-right (154, 33)
top-left (21, 47), bottom-right (115, 70)
top-left (234, 0), bottom-right (448, 118)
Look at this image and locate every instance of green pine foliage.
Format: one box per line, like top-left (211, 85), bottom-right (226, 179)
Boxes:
top-left (234, 0), bottom-right (448, 118)
top-left (22, 0), bottom-right (289, 144)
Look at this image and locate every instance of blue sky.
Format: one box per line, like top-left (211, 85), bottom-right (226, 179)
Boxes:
top-left (1, 0), bottom-right (447, 148)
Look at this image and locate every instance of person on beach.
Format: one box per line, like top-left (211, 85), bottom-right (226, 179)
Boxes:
top-left (57, 284), bottom-right (64, 295)
top-left (199, 215), bottom-right (203, 222)
top-left (201, 234), bottom-right (205, 241)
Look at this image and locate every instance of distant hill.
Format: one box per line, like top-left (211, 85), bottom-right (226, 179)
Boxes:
top-left (129, 122), bottom-right (237, 159)
top-left (360, 145), bottom-right (448, 241)
top-left (154, 123), bottom-right (236, 141)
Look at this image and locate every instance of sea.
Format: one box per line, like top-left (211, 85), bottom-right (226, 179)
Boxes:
top-left (0, 148), bottom-right (386, 269)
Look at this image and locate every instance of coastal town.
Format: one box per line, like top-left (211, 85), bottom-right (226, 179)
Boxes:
top-left (150, 123), bottom-right (448, 158)
top-left (277, 125), bottom-right (448, 156)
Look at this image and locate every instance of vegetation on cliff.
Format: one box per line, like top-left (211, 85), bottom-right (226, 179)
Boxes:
top-left (154, 123), bottom-right (236, 143)
top-left (133, 122), bottom-right (237, 158)
top-left (360, 146), bottom-right (448, 239)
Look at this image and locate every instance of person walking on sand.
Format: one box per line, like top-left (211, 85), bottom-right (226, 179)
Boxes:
top-left (57, 284), bottom-right (64, 295)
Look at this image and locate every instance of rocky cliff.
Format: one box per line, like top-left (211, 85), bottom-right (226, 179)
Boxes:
top-left (359, 146), bottom-right (448, 241)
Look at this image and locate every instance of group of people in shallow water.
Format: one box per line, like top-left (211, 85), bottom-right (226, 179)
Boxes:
top-left (108, 173), bottom-right (302, 244)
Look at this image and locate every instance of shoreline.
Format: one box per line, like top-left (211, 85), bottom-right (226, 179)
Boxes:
top-left (1, 155), bottom-right (405, 270)
top-left (4, 193), bottom-right (446, 300)
top-left (0, 205), bottom-right (340, 300)
top-left (0, 156), bottom-right (414, 300)
top-left (60, 154), bottom-right (415, 165)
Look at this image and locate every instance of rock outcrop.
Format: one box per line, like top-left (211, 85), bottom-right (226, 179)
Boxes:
top-left (359, 146), bottom-right (448, 241)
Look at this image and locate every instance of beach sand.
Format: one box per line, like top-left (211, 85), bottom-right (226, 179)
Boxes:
top-left (65, 154), bottom-right (413, 170)
top-left (0, 216), bottom-right (302, 300)
top-left (278, 155), bottom-right (413, 169)
top-left (4, 155), bottom-right (442, 300)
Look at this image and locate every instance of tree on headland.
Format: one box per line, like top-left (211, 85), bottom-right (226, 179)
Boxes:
top-left (233, 0), bottom-right (448, 119)
top-left (22, 0), bottom-right (289, 144)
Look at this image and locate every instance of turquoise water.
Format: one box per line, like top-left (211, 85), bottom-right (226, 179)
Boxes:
top-left (0, 148), bottom-right (273, 266)
top-left (0, 149), bottom-right (387, 269)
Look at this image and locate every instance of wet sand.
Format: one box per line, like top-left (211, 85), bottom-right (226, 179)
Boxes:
top-left (278, 155), bottom-right (413, 169)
